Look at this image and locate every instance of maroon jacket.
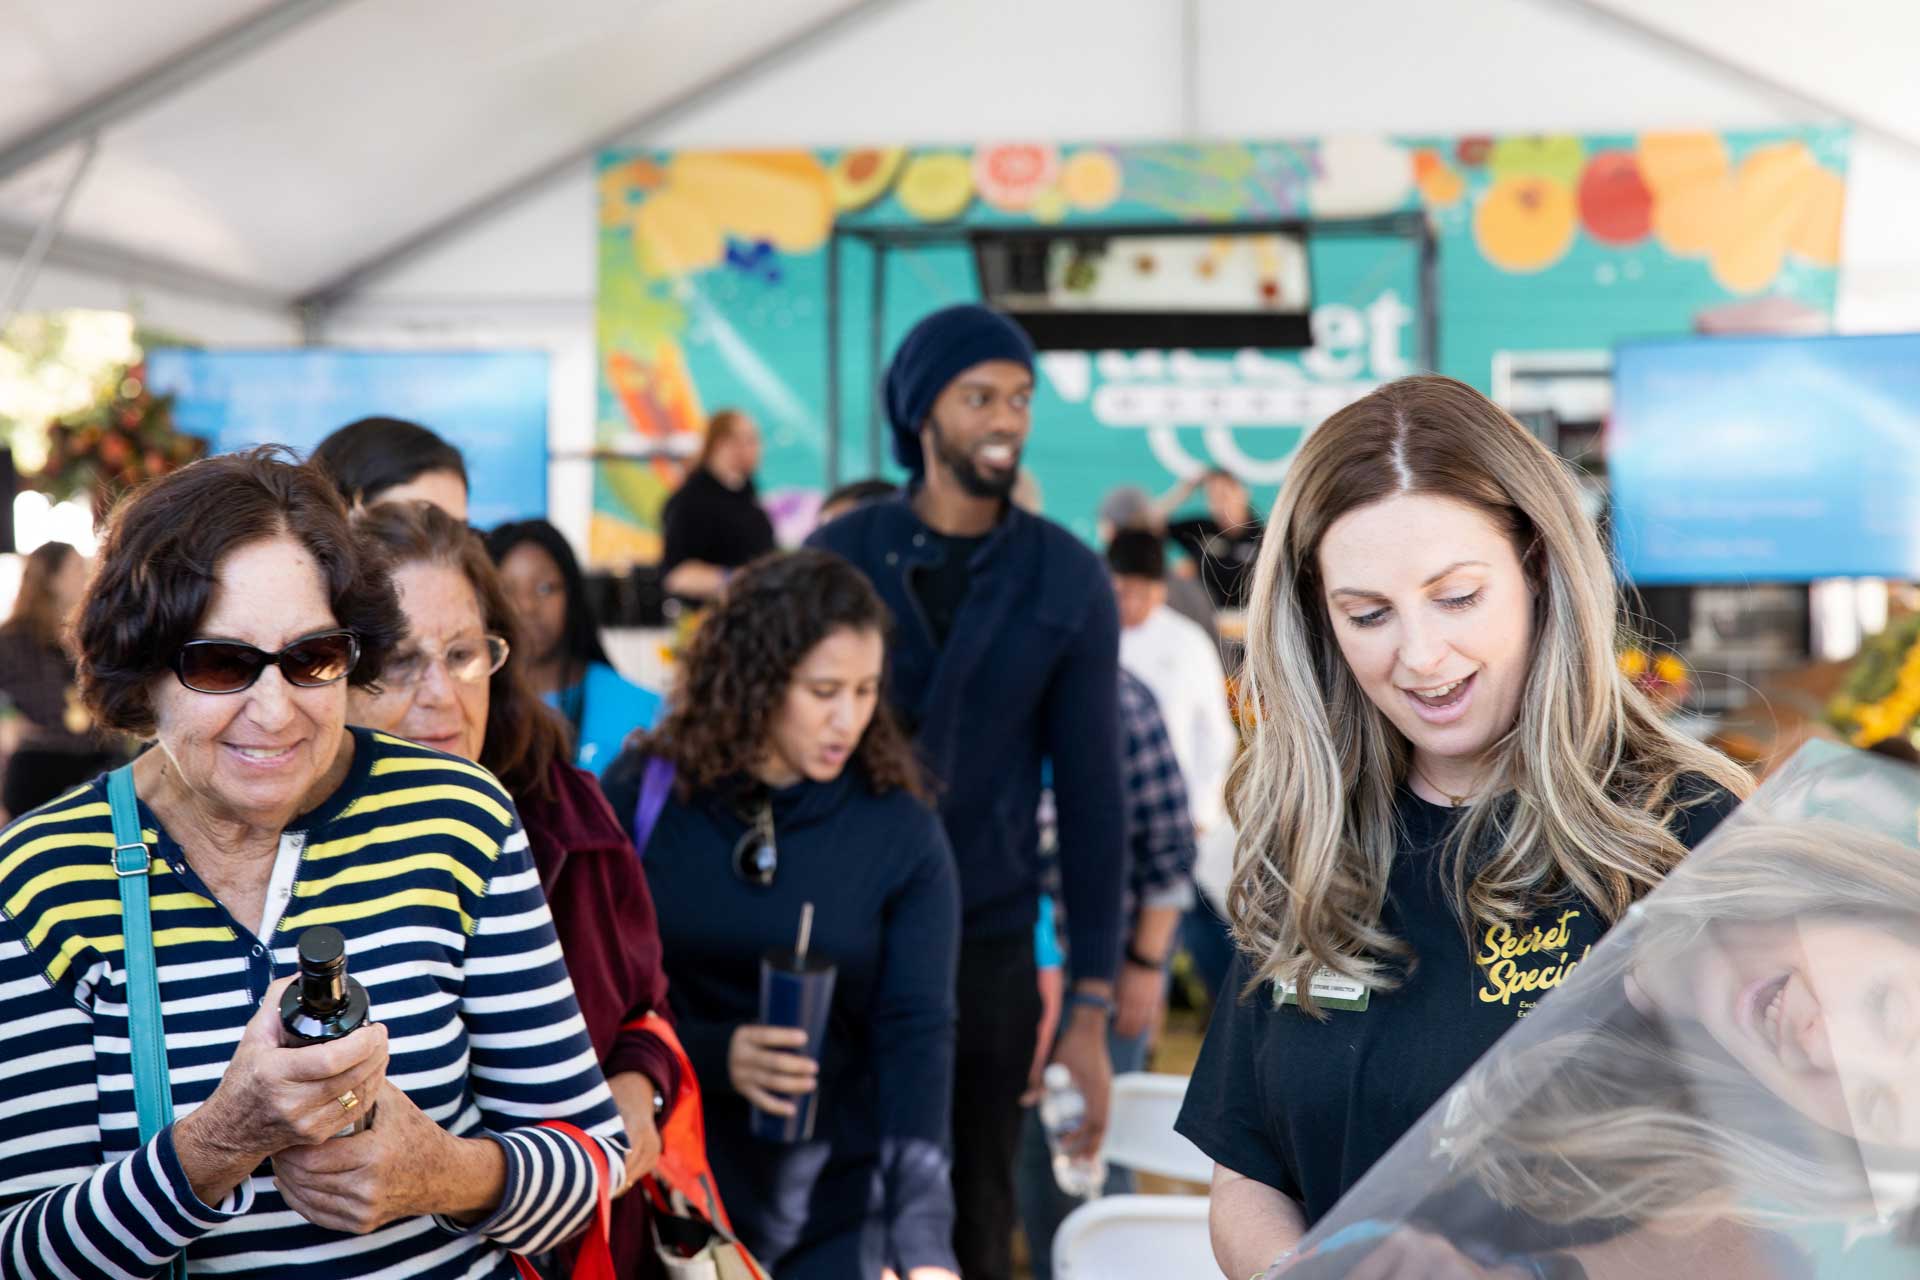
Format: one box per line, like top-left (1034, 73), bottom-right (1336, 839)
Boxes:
top-left (519, 758), bottom-right (677, 1278)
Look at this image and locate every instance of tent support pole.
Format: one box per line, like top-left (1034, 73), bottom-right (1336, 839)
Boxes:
top-left (0, 137), bottom-right (99, 332)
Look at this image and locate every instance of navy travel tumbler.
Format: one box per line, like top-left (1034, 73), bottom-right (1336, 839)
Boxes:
top-left (750, 948), bottom-right (837, 1142)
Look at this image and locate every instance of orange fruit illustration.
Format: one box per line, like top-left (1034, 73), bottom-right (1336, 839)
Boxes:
top-left (1474, 176), bottom-right (1578, 272)
top-left (1710, 142), bottom-right (1817, 293)
top-left (1059, 148), bottom-right (1123, 211)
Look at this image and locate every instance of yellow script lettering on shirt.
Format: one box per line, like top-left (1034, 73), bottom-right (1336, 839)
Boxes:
top-left (1473, 911), bottom-right (1591, 1007)
top-left (1479, 944), bottom-right (1592, 1006)
top-left (1474, 910), bottom-right (1581, 966)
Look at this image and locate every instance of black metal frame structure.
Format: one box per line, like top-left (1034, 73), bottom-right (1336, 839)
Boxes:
top-left (823, 210), bottom-right (1438, 485)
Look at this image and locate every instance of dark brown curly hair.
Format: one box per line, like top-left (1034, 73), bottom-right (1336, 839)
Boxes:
top-left (77, 447), bottom-right (405, 737)
top-left (641, 549), bottom-right (925, 802)
top-left (351, 501), bottom-right (570, 804)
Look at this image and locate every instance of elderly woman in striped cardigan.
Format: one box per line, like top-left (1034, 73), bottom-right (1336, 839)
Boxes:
top-left (0, 449), bottom-right (625, 1279)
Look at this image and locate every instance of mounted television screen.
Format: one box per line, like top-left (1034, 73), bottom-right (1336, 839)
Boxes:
top-left (972, 225), bottom-right (1312, 350)
top-left (1608, 333), bottom-right (1920, 584)
top-left (145, 348), bottom-right (550, 528)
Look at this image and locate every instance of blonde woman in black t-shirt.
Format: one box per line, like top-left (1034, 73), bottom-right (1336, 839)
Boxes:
top-left (1175, 375), bottom-right (1750, 1279)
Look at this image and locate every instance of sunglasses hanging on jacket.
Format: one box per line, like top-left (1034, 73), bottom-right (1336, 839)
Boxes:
top-left (732, 799), bottom-right (777, 887)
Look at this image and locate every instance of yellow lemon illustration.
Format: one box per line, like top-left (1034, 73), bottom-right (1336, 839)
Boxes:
top-left (1474, 176), bottom-right (1578, 273)
top-left (1487, 136), bottom-right (1586, 187)
top-left (830, 148), bottom-right (904, 212)
top-left (896, 152), bottom-right (975, 222)
top-left (669, 151), bottom-right (834, 253)
top-left (633, 187), bottom-right (725, 276)
top-left (1060, 148), bottom-right (1123, 211)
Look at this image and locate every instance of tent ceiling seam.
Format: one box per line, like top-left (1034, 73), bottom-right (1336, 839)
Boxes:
top-left (295, 0), bottom-right (916, 321)
top-left (0, 0), bottom-right (358, 184)
top-left (1540, 0), bottom-right (1920, 165)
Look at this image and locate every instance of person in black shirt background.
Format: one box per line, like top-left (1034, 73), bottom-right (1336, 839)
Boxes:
top-left (1176, 376), bottom-right (1750, 1279)
top-left (660, 407), bottom-right (776, 602)
top-left (0, 541), bottom-right (119, 819)
top-left (1154, 466), bottom-right (1265, 610)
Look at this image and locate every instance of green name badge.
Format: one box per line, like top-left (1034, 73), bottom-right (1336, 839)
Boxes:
top-left (1274, 968), bottom-right (1371, 1012)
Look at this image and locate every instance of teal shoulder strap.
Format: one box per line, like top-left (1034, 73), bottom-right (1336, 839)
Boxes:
top-left (107, 766), bottom-right (189, 1279)
top-left (108, 765), bottom-right (175, 1140)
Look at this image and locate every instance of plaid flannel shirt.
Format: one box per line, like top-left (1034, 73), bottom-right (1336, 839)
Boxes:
top-left (1035, 671), bottom-right (1199, 947)
top-left (1118, 668), bottom-right (1198, 919)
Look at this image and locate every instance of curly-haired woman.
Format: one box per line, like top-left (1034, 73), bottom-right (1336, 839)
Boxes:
top-left (601, 549), bottom-right (961, 1280)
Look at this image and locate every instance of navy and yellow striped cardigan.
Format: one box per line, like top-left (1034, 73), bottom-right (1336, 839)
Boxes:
top-left (0, 727), bottom-right (627, 1278)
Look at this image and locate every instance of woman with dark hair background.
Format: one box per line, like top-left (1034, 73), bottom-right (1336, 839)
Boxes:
top-left (311, 415), bottom-right (470, 520)
top-left (0, 540), bottom-right (120, 817)
top-left (601, 549), bottom-right (961, 1280)
top-left (487, 517), bottom-right (662, 776)
top-left (348, 502), bottom-right (678, 1278)
top-left (659, 408), bottom-right (776, 602)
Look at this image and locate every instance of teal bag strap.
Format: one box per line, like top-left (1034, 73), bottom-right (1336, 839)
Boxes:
top-left (108, 765), bottom-right (176, 1141)
top-left (109, 766), bottom-right (188, 1279)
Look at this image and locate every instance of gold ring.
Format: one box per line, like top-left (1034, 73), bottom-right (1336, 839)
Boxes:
top-left (338, 1089), bottom-right (359, 1113)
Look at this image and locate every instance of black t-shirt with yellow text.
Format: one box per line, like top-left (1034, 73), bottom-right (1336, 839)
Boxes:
top-left (1175, 781), bottom-right (1738, 1228)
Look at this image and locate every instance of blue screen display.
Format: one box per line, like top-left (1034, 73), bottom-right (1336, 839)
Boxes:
top-left (1609, 334), bottom-right (1920, 584)
top-left (145, 348), bottom-right (550, 528)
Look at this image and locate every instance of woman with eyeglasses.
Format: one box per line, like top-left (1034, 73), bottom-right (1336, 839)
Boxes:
top-left (600, 549), bottom-right (962, 1280)
top-left (347, 500), bottom-right (681, 1279)
top-left (486, 518), bottom-right (662, 777)
top-left (0, 450), bottom-right (627, 1279)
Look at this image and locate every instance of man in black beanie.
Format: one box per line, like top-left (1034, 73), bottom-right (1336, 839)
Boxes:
top-left (808, 303), bottom-right (1123, 1278)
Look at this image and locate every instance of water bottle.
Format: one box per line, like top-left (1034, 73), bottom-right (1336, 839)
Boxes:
top-left (1039, 1063), bottom-right (1107, 1198)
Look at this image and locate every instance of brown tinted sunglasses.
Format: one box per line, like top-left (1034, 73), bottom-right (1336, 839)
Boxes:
top-left (170, 630), bottom-right (361, 694)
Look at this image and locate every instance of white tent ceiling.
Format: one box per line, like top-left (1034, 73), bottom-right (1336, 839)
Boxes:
top-left (0, 0), bottom-right (883, 318)
top-left (4, 0), bottom-right (1920, 337)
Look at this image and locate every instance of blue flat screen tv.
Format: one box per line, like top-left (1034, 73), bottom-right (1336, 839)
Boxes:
top-left (145, 348), bottom-right (550, 528)
top-left (1608, 333), bottom-right (1920, 584)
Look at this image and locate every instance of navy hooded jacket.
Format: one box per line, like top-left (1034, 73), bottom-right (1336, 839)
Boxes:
top-left (808, 494), bottom-right (1125, 983)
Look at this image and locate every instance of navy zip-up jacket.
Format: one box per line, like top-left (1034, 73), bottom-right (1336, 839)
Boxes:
top-left (808, 494), bottom-right (1125, 983)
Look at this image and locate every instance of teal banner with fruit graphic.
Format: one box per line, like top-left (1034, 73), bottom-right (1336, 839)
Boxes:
top-left (592, 130), bottom-right (1847, 566)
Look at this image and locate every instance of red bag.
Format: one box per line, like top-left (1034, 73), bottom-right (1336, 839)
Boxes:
top-left (627, 1011), bottom-right (767, 1278)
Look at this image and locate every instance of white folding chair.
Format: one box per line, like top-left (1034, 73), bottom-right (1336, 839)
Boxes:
top-left (1101, 1071), bottom-right (1213, 1184)
top-left (1052, 1194), bottom-right (1215, 1279)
